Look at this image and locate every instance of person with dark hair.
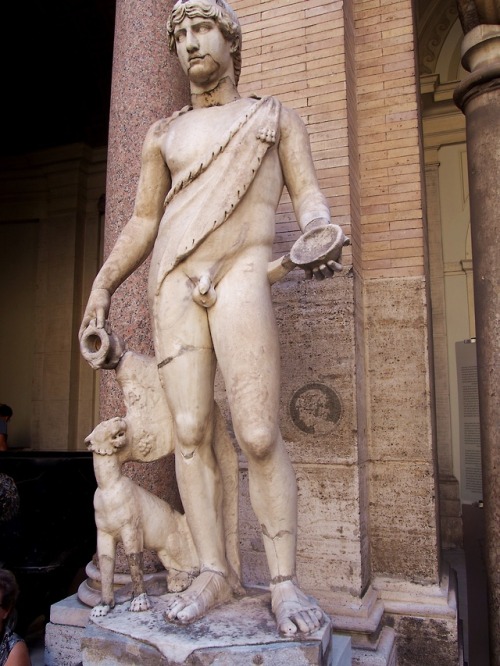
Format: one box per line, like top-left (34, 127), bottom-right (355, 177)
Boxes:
top-left (0, 406), bottom-right (13, 452)
top-left (0, 570), bottom-right (31, 666)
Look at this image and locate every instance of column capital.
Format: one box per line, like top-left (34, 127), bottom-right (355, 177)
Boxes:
top-left (454, 25), bottom-right (500, 110)
top-left (457, 0), bottom-right (500, 34)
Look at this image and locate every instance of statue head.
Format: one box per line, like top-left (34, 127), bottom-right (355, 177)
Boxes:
top-left (167, 0), bottom-right (242, 85)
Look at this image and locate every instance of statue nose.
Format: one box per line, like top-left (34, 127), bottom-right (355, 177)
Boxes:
top-left (186, 32), bottom-right (199, 52)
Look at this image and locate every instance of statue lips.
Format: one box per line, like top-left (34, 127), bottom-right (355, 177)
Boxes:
top-left (188, 54), bottom-right (209, 71)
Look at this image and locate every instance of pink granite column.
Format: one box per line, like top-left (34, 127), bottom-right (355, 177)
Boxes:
top-left (101, 0), bottom-right (189, 565)
top-left (102, 0), bottom-right (188, 407)
top-left (454, 22), bottom-right (500, 663)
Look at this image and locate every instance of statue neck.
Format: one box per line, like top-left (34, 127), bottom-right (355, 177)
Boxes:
top-left (191, 77), bottom-right (240, 109)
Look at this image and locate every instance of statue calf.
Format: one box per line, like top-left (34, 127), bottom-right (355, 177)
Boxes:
top-left (86, 417), bottom-right (199, 618)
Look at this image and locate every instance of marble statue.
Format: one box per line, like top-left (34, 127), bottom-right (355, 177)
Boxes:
top-left (80, 0), bottom-right (347, 636)
top-left (79, 324), bottom-right (243, 616)
top-left (86, 416), bottom-right (198, 618)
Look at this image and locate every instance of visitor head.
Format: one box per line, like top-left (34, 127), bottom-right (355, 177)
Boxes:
top-left (0, 405), bottom-right (13, 422)
top-left (0, 569), bottom-right (19, 628)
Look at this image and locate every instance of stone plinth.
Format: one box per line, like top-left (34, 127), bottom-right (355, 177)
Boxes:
top-left (45, 591), bottom-right (352, 666)
top-left (45, 595), bottom-right (90, 666)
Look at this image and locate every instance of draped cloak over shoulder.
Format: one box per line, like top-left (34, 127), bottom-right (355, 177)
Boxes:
top-left (149, 96), bottom-right (282, 296)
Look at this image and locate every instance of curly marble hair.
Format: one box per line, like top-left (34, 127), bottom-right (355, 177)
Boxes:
top-left (167, 0), bottom-right (242, 85)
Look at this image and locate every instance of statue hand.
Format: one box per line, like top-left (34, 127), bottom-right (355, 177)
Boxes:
top-left (303, 255), bottom-right (343, 281)
top-left (79, 288), bottom-right (111, 341)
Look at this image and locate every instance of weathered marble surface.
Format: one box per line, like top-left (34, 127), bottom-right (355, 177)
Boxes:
top-left (46, 593), bottom-right (352, 666)
top-left (83, 590), bottom-right (335, 665)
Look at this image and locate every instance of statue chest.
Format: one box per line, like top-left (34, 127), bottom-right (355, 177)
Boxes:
top-left (163, 99), bottom-right (259, 176)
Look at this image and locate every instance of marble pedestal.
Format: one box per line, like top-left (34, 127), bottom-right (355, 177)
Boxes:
top-left (45, 591), bottom-right (352, 666)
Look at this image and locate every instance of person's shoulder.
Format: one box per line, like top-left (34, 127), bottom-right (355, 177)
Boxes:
top-left (5, 635), bottom-right (30, 666)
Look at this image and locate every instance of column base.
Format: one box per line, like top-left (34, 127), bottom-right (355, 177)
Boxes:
top-left (373, 565), bottom-right (462, 665)
top-left (323, 585), bottom-right (396, 661)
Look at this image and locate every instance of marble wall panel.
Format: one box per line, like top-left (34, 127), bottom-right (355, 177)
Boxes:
top-left (365, 277), bottom-right (439, 582)
top-left (365, 278), bottom-right (433, 461)
top-left (273, 272), bottom-right (357, 466)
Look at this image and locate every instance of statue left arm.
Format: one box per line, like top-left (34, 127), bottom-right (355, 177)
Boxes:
top-left (278, 105), bottom-right (331, 234)
top-left (278, 106), bottom-right (345, 280)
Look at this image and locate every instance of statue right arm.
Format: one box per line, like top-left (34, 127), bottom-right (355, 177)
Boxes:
top-left (80, 121), bottom-right (171, 337)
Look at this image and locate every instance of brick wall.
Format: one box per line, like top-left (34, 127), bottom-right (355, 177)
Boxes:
top-left (233, 0), bottom-right (352, 261)
top-left (355, 0), bottom-right (426, 279)
top-left (234, 0), bottom-right (425, 277)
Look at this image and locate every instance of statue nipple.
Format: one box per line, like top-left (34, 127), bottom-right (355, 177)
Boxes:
top-left (192, 274), bottom-right (217, 308)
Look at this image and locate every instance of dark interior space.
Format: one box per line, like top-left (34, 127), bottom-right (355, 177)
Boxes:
top-left (0, 0), bottom-right (114, 652)
top-left (0, 452), bottom-right (97, 634)
top-left (1, 0), bottom-right (115, 156)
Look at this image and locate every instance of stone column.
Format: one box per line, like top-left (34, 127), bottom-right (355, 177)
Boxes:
top-left (102, 4), bottom-right (188, 421)
top-left (454, 22), bottom-right (500, 662)
top-left (99, 0), bottom-right (188, 569)
top-left (102, 0), bottom-right (188, 414)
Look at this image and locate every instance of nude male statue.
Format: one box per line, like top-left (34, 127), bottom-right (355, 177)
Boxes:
top-left (80, 0), bottom-right (345, 636)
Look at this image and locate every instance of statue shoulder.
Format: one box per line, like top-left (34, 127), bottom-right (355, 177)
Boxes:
top-left (277, 103), bottom-right (309, 141)
top-left (146, 106), bottom-right (192, 142)
top-left (278, 102), bottom-right (304, 126)
top-left (141, 106), bottom-right (192, 162)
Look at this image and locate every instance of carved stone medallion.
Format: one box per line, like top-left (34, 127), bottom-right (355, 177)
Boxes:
top-left (289, 383), bottom-right (342, 435)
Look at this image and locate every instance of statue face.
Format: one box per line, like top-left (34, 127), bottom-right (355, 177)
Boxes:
top-left (173, 15), bottom-right (234, 90)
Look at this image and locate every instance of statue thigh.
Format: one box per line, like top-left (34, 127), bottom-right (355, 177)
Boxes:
top-left (153, 271), bottom-right (217, 447)
top-left (208, 272), bottom-right (281, 457)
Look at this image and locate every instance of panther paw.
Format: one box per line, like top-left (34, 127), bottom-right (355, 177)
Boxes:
top-left (130, 592), bottom-right (151, 612)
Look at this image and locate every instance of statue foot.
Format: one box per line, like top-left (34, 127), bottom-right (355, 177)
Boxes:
top-left (164, 570), bottom-right (232, 624)
top-left (167, 569), bottom-right (196, 593)
top-left (271, 580), bottom-right (326, 636)
top-left (129, 592), bottom-right (151, 612)
top-left (90, 602), bottom-right (113, 619)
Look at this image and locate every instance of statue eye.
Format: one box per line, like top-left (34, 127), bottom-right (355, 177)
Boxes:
top-left (196, 22), bottom-right (213, 34)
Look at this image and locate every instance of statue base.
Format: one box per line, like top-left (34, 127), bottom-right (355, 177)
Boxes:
top-left (45, 589), bottom-right (352, 665)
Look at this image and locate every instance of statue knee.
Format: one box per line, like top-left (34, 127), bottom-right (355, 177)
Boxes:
top-left (174, 413), bottom-right (207, 453)
top-left (238, 425), bottom-right (277, 460)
